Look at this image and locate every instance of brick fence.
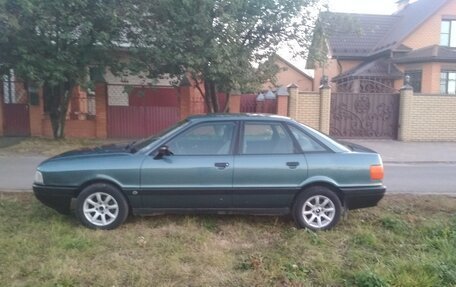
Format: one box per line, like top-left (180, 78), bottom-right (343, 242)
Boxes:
top-left (2, 79), bottom-right (456, 141)
top-left (398, 87), bottom-right (456, 141)
top-left (287, 84), bottom-right (331, 134)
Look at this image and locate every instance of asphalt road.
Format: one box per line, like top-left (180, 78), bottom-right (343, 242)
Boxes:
top-left (384, 163), bottom-right (456, 194)
top-left (0, 155), bottom-right (455, 194)
top-left (0, 155), bottom-right (46, 190)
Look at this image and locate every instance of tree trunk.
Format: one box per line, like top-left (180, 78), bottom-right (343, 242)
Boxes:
top-left (223, 93), bottom-right (231, 113)
top-left (203, 80), bottom-right (222, 113)
top-left (47, 82), bottom-right (73, 139)
top-left (204, 81), bottom-right (215, 113)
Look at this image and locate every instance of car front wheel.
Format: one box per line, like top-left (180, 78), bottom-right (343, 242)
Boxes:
top-left (293, 186), bottom-right (342, 231)
top-left (76, 183), bottom-right (129, 230)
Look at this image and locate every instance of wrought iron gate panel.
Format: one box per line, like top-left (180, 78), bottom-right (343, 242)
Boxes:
top-left (330, 93), bottom-right (399, 139)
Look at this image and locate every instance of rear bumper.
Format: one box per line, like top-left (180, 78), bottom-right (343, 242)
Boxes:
top-left (33, 185), bottom-right (76, 214)
top-left (340, 186), bottom-right (386, 210)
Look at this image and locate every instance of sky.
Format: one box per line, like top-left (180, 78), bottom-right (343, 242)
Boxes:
top-left (327, 0), bottom-right (399, 15)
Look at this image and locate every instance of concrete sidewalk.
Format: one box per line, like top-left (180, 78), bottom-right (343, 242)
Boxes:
top-left (348, 140), bottom-right (456, 163)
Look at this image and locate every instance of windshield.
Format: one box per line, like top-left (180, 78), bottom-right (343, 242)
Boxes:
top-left (129, 119), bottom-right (189, 152)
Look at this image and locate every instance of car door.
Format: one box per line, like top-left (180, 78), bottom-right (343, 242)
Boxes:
top-left (140, 121), bottom-right (237, 209)
top-left (232, 121), bottom-right (308, 209)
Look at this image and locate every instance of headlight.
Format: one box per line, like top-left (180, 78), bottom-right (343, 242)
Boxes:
top-left (34, 171), bottom-right (44, 184)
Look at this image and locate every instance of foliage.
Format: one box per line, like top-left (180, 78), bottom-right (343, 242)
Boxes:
top-left (0, 0), bottom-right (129, 138)
top-left (125, 0), bottom-right (320, 112)
top-left (306, 11), bottom-right (362, 70)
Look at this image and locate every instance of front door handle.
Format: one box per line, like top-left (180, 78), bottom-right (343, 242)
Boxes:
top-left (286, 162), bottom-right (299, 169)
top-left (214, 162), bottom-right (229, 169)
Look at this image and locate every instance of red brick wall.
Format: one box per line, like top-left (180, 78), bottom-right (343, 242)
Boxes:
top-left (42, 118), bottom-right (97, 138)
top-left (276, 95), bottom-right (288, 116)
top-left (179, 85), bottom-right (205, 119)
top-left (229, 95), bottom-right (241, 113)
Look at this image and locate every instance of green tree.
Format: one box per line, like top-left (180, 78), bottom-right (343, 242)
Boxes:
top-left (0, 0), bottom-right (128, 138)
top-left (126, 0), bottom-right (320, 112)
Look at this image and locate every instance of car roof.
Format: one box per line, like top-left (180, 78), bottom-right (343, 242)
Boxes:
top-left (186, 113), bottom-right (292, 122)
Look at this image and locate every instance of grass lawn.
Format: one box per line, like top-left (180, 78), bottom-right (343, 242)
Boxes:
top-left (0, 193), bottom-right (455, 287)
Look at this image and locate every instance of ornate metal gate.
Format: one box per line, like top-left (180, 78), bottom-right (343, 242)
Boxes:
top-left (330, 92), bottom-right (400, 139)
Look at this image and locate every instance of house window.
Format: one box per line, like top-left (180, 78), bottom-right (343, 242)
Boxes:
top-left (440, 71), bottom-right (456, 94)
top-left (404, 70), bottom-right (422, 93)
top-left (441, 20), bottom-right (456, 47)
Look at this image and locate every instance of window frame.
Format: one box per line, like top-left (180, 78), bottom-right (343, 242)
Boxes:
top-left (440, 70), bottom-right (456, 95)
top-left (440, 19), bottom-right (456, 47)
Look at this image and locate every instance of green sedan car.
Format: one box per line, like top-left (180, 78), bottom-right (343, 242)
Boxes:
top-left (33, 114), bottom-right (385, 230)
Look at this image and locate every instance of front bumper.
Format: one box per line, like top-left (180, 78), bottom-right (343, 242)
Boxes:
top-left (33, 185), bottom-right (76, 214)
top-left (340, 186), bottom-right (386, 210)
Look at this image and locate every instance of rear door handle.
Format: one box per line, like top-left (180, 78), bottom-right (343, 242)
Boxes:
top-left (286, 162), bottom-right (299, 169)
top-left (214, 162), bottom-right (229, 169)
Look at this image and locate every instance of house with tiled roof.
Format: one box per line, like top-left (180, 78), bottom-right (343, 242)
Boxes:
top-left (263, 55), bottom-right (314, 91)
top-left (308, 0), bottom-right (456, 94)
top-left (303, 0), bottom-right (456, 141)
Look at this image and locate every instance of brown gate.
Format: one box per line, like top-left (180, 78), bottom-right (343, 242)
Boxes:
top-left (107, 85), bottom-right (180, 138)
top-left (330, 93), bottom-right (400, 139)
top-left (2, 81), bottom-right (30, 136)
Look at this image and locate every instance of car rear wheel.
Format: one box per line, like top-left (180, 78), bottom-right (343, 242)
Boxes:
top-left (76, 183), bottom-right (129, 230)
top-left (293, 186), bottom-right (342, 231)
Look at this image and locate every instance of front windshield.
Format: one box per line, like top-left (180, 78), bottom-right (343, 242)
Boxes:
top-left (129, 119), bottom-right (188, 152)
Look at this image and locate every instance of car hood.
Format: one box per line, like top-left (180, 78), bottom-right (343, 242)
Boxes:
top-left (337, 141), bottom-right (377, 153)
top-left (45, 144), bottom-right (130, 162)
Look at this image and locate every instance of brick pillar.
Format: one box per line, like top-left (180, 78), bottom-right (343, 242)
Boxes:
top-left (95, 82), bottom-right (108, 139)
top-left (229, 94), bottom-right (241, 113)
top-left (287, 84), bottom-right (299, 119)
top-left (276, 86), bottom-right (289, 116)
top-left (179, 79), bottom-right (205, 119)
top-left (179, 85), bottom-right (192, 120)
top-left (319, 77), bottom-right (331, 134)
top-left (29, 87), bottom-right (44, 136)
top-left (398, 80), bottom-right (414, 141)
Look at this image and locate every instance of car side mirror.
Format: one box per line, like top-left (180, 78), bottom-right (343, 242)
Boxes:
top-left (154, 145), bottom-right (173, 159)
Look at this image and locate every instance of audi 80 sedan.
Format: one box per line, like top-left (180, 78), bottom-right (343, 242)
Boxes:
top-left (33, 114), bottom-right (385, 231)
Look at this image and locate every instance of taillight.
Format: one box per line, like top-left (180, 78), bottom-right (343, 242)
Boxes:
top-left (370, 165), bottom-right (384, 180)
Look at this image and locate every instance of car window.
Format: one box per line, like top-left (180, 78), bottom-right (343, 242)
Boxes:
top-left (242, 122), bottom-right (294, 154)
top-left (167, 122), bottom-right (235, 155)
top-left (288, 125), bottom-right (326, 152)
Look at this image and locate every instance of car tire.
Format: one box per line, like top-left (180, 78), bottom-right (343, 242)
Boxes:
top-left (293, 186), bottom-right (342, 231)
top-left (76, 183), bottom-right (129, 230)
